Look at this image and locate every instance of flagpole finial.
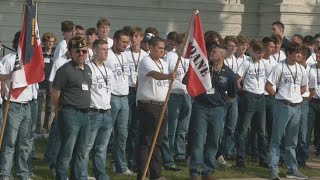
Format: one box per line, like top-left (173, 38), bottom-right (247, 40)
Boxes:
top-left (193, 9), bottom-right (199, 15)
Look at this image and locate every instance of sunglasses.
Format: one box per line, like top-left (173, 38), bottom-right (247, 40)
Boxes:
top-left (76, 49), bottom-right (88, 54)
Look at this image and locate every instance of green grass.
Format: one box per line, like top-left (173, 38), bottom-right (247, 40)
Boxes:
top-left (31, 138), bottom-right (320, 180)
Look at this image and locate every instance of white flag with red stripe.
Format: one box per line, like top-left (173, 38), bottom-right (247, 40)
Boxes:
top-left (12, 0), bottom-right (44, 99)
top-left (183, 11), bottom-right (212, 97)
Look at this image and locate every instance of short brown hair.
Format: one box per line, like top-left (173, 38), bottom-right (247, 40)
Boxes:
top-left (236, 35), bottom-right (249, 45)
top-left (61, 20), bottom-right (74, 32)
top-left (145, 27), bottom-right (159, 37)
top-left (250, 39), bottom-right (264, 52)
top-left (129, 27), bottom-right (144, 37)
top-left (285, 42), bottom-right (302, 56)
top-left (96, 17), bottom-right (111, 28)
top-left (42, 32), bottom-right (57, 43)
top-left (224, 36), bottom-right (238, 46)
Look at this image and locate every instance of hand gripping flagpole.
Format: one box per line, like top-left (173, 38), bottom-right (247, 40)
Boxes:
top-left (141, 9), bottom-right (198, 180)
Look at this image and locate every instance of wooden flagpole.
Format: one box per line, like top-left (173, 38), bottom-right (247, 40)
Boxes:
top-left (0, 85), bottom-right (13, 149)
top-left (141, 9), bottom-right (198, 180)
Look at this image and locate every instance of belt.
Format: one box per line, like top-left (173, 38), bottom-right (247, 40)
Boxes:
top-left (138, 100), bottom-right (164, 105)
top-left (89, 108), bottom-right (109, 113)
top-left (11, 101), bottom-right (30, 107)
top-left (278, 100), bottom-right (300, 107)
top-left (62, 105), bottom-right (89, 113)
top-left (112, 94), bottom-right (127, 97)
top-left (302, 97), bottom-right (309, 101)
top-left (244, 91), bottom-right (264, 97)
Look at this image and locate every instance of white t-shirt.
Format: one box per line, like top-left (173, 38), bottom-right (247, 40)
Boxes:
top-left (32, 83), bottom-right (39, 99)
top-left (1, 53), bottom-right (32, 102)
top-left (124, 48), bottom-right (148, 87)
top-left (224, 55), bottom-right (239, 73)
top-left (136, 55), bottom-right (169, 102)
top-left (49, 54), bottom-right (70, 82)
top-left (267, 61), bottom-right (308, 103)
top-left (87, 48), bottom-right (93, 62)
top-left (302, 65), bottom-right (316, 98)
top-left (0, 62), bottom-right (5, 104)
top-left (88, 61), bottom-right (115, 110)
top-left (306, 52), bottom-right (317, 66)
top-left (237, 58), bottom-right (266, 94)
top-left (107, 37), bottom-right (113, 48)
top-left (310, 65), bottom-right (320, 99)
top-left (165, 51), bottom-right (189, 94)
top-left (106, 49), bottom-right (130, 96)
top-left (269, 50), bottom-right (286, 63)
top-left (235, 54), bottom-right (249, 68)
top-left (263, 58), bottom-right (279, 95)
top-left (53, 40), bottom-right (67, 61)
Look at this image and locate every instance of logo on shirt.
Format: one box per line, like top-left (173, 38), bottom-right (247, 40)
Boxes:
top-left (219, 76), bottom-right (227, 84)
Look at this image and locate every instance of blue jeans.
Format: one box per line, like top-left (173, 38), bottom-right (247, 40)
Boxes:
top-left (36, 89), bottom-right (52, 132)
top-left (86, 110), bottom-right (113, 180)
top-left (0, 102), bottom-right (32, 180)
top-left (269, 100), bottom-right (301, 174)
top-left (237, 92), bottom-right (267, 162)
top-left (110, 95), bottom-right (129, 173)
top-left (189, 102), bottom-right (225, 176)
top-left (167, 93), bottom-right (191, 159)
top-left (296, 99), bottom-right (309, 165)
top-left (308, 99), bottom-right (320, 154)
top-left (127, 88), bottom-right (139, 169)
top-left (56, 106), bottom-right (90, 180)
top-left (223, 97), bottom-right (238, 156)
top-left (265, 95), bottom-right (275, 145)
top-left (161, 122), bottom-right (175, 167)
top-left (28, 100), bottom-right (38, 176)
top-left (46, 118), bottom-right (60, 169)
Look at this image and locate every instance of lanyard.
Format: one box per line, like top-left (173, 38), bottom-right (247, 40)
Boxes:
top-left (151, 56), bottom-right (164, 73)
top-left (90, 61), bottom-right (108, 86)
top-left (285, 61), bottom-right (298, 85)
top-left (311, 54), bottom-right (317, 64)
top-left (273, 51), bottom-right (280, 62)
top-left (253, 61), bottom-right (260, 82)
top-left (113, 50), bottom-right (124, 72)
top-left (225, 56), bottom-right (238, 71)
top-left (130, 47), bottom-right (141, 71)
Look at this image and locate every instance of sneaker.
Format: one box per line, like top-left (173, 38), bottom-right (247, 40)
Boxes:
top-left (269, 171), bottom-right (280, 180)
top-left (119, 169), bottom-right (137, 176)
top-left (87, 177), bottom-right (96, 180)
top-left (164, 165), bottom-right (183, 173)
top-left (286, 170), bottom-right (308, 179)
top-left (224, 154), bottom-right (234, 161)
top-left (217, 155), bottom-right (232, 168)
top-left (111, 164), bottom-right (116, 172)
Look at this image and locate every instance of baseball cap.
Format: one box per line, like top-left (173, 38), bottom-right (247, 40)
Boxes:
top-left (143, 33), bottom-right (154, 43)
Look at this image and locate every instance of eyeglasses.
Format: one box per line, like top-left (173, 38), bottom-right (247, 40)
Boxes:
top-left (76, 49), bottom-right (88, 54)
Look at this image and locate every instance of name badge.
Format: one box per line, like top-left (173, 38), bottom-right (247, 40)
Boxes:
top-left (123, 65), bottom-right (130, 75)
top-left (44, 58), bottom-right (50, 63)
top-left (131, 71), bottom-right (138, 83)
top-left (82, 82), bottom-right (89, 91)
top-left (207, 88), bottom-right (215, 94)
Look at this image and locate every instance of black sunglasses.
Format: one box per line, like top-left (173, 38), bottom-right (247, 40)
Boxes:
top-left (76, 49), bottom-right (88, 54)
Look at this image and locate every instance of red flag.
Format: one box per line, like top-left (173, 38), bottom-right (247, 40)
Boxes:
top-left (11, 0), bottom-right (44, 99)
top-left (183, 11), bottom-right (212, 97)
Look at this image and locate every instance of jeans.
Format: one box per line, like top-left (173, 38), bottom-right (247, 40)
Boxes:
top-left (0, 102), bottom-right (32, 180)
top-left (296, 99), bottom-right (309, 165)
top-left (46, 118), bottom-right (60, 169)
top-left (36, 89), bottom-right (52, 132)
top-left (265, 95), bottom-right (275, 145)
top-left (237, 92), bottom-right (267, 162)
top-left (189, 101), bottom-right (225, 176)
top-left (28, 100), bottom-right (38, 176)
top-left (86, 110), bottom-right (113, 180)
top-left (110, 95), bottom-right (129, 173)
top-left (308, 99), bottom-right (320, 154)
top-left (56, 106), bottom-right (90, 180)
top-left (269, 100), bottom-right (301, 174)
top-left (223, 96), bottom-right (238, 157)
top-left (136, 103), bottom-right (167, 180)
top-left (161, 123), bottom-right (175, 167)
top-left (127, 88), bottom-right (139, 169)
top-left (167, 93), bottom-right (191, 159)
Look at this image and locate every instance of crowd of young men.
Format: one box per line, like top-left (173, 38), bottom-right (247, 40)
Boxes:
top-left (0, 18), bottom-right (319, 180)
